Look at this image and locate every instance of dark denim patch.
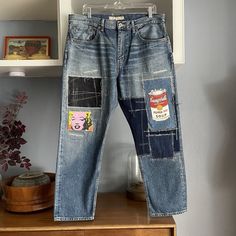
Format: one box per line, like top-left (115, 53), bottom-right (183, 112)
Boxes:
top-left (119, 98), bottom-right (179, 158)
top-left (68, 76), bottom-right (101, 107)
top-left (149, 129), bottom-right (180, 154)
top-left (149, 133), bottom-right (174, 158)
top-left (119, 98), bottom-right (151, 156)
top-left (173, 96), bottom-right (180, 152)
top-left (174, 130), bottom-right (180, 152)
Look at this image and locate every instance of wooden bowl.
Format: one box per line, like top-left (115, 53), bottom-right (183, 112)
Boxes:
top-left (2, 172), bottom-right (55, 212)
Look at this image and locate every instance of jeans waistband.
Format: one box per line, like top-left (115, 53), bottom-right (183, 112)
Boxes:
top-left (69, 14), bottom-right (165, 30)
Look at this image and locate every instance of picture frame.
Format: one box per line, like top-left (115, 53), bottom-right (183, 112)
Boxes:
top-left (4, 36), bottom-right (51, 60)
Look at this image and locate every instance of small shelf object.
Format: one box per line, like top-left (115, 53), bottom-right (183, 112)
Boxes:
top-left (0, 0), bottom-right (61, 77)
top-left (4, 36), bottom-right (51, 60)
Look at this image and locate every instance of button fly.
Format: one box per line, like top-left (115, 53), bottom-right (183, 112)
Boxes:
top-left (118, 22), bottom-right (125, 29)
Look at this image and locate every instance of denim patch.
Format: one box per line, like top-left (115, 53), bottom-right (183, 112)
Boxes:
top-left (173, 98), bottom-right (180, 152)
top-left (174, 132), bottom-right (180, 152)
top-left (143, 78), bottom-right (177, 131)
top-left (68, 111), bottom-right (93, 132)
top-left (149, 133), bottom-right (174, 158)
top-left (149, 129), bottom-right (180, 155)
top-left (68, 76), bottom-right (101, 107)
top-left (119, 98), bottom-right (179, 158)
top-left (119, 98), bottom-right (151, 156)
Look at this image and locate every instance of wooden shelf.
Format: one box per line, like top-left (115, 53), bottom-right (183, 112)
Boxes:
top-left (0, 61), bottom-right (62, 77)
top-left (0, 193), bottom-right (176, 236)
top-left (0, 0), bottom-right (61, 77)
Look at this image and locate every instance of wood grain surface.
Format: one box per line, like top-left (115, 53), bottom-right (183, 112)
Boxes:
top-left (0, 193), bottom-right (176, 236)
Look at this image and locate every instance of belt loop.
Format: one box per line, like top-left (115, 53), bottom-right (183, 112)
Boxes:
top-left (131, 20), bottom-right (136, 33)
top-left (100, 19), bottom-right (105, 31)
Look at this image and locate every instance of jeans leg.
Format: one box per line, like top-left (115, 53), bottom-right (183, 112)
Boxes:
top-left (54, 24), bottom-right (117, 221)
top-left (118, 28), bottom-right (187, 216)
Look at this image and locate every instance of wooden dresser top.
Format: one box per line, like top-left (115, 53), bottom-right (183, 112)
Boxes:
top-left (0, 193), bottom-right (175, 232)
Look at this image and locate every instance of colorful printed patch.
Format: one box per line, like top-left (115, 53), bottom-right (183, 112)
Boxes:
top-left (143, 78), bottom-right (177, 131)
top-left (148, 89), bottom-right (170, 121)
top-left (68, 111), bottom-right (93, 132)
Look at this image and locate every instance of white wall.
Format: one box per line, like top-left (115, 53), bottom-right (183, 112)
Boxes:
top-left (1, 0), bottom-right (236, 235)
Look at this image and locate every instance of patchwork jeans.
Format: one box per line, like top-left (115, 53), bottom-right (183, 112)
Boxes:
top-left (54, 13), bottom-right (187, 221)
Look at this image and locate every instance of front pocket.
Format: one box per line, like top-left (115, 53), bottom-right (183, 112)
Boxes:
top-left (143, 78), bottom-right (177, 132)
top-left (70, 24), bottom-right (99, 42)
top-left (137, 22), bottom-right (167, 42)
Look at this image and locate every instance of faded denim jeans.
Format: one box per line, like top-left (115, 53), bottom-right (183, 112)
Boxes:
top-left (54, 13), bottom-right (187, 221)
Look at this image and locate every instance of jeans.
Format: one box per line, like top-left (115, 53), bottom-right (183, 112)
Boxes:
top-left (54, 13), bottom-right (187, 221)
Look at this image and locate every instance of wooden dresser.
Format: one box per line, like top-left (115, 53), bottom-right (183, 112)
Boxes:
top-left (0, 193), bottom-right (176, 236)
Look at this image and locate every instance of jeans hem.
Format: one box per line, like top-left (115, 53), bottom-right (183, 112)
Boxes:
top-left (150, 208), bottom-right (187, 217)
top-left (54, 216), bottom-right (95, 221)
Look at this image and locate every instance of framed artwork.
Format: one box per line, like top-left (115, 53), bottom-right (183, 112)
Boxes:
top-left (4, 36), bottom-right (51, 60)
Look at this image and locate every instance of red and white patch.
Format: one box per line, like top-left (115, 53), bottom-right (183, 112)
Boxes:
top-left (148, 89), bottom-right (170, 121)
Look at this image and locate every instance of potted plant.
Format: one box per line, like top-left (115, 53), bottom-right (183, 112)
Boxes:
top-left (0, 91), bottom-right (31, 172)
top-left (0, 91), bottom-right (55, 212)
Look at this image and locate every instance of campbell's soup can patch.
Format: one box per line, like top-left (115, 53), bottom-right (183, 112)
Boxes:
top-left (148, 89), bottom-right (170, 121)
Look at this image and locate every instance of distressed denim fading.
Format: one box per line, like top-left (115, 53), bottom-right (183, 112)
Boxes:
top-left (54, 13), bottom-right (187, 221)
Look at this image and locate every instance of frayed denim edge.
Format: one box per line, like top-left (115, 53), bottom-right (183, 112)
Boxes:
top-left (150, 208), bottom-right (187, 217)
top-left (54, 216), bottom-right (94, 221)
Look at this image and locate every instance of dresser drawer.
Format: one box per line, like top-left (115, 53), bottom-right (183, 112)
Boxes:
top-left (0, 229), bottom-right (173, 236)
top-left (85, 228), bottom-right (172, 236)
top-left (0, 231), bottom-right (84, 236)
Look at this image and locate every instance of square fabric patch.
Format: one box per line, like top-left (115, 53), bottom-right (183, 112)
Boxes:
top-left (148, 89), bottom-right (170, 122)
top-left (68, 76), bottom-right (101, 107)
top-left (143, 78), bottom-right (177, 132)
top-left (68, 111), bottom-right (93, 132)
